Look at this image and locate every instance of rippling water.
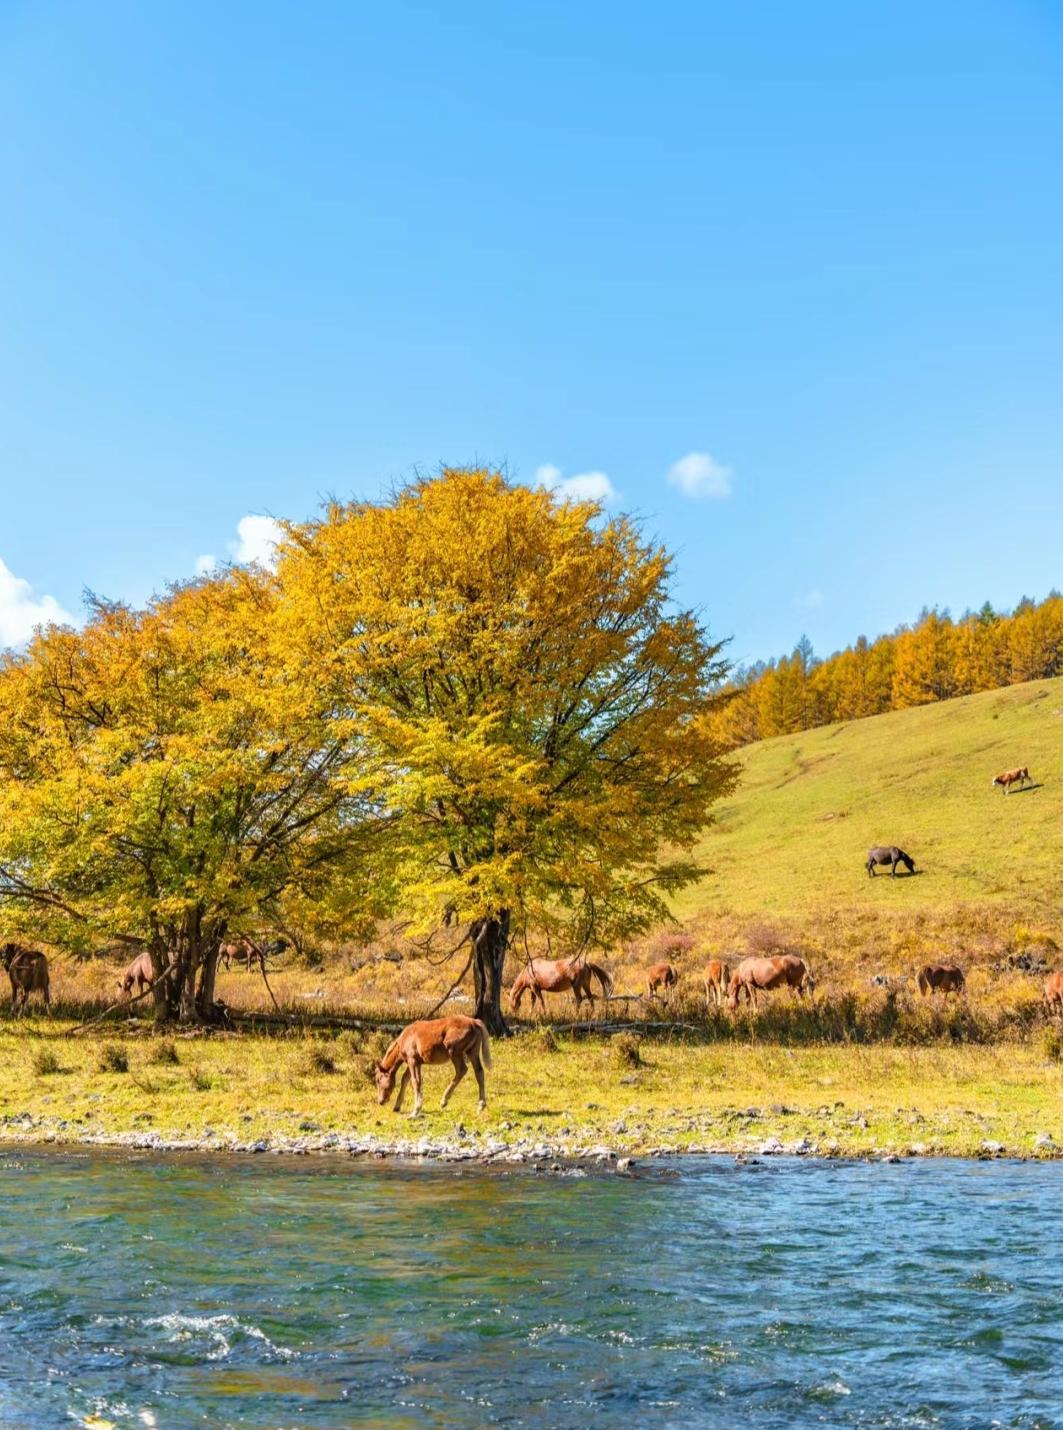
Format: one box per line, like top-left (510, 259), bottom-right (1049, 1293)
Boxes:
top-left (0, 1150), bottom-right (1061, 1428)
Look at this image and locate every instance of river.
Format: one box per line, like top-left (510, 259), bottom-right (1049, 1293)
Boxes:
top-left (0, 1149), bottom-right (1060, 1427)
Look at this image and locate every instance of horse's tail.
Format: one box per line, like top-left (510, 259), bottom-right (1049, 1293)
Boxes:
top-left (587, 962), bottom-right (612, 997)
top-left (474, 1019), bottom-right (492, 1068)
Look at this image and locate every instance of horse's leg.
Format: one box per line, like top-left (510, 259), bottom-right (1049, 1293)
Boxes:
top-left (392, 1065), bottom-right (410, 1113)
top-left (470, 1050), bottom-right (487, 1110)
top-left (409, 1060), bottom-right (424, 1117)
top-left (441, 1052), bottom-right (466, 1108)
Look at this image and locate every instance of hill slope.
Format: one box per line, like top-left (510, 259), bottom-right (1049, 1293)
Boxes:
top-left (677, 677), bottom-right (1062, 921)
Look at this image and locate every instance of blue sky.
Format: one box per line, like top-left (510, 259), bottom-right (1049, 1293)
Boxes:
top-left (2, 1), bottom-right (1061, 667)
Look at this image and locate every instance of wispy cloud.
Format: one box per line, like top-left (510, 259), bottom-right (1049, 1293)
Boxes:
top-left (197, 515), bottom-right (285, 575)
top-left (793, 588), bottom-right (824, 610)
top-left (666, 451), bottom-right (732, 500)
top-left (0, 557), bottom-right (74, 650)
top-left (534, 464), bottom-right (617, 505)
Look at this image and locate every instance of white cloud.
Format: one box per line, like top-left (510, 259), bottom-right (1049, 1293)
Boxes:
top-left (534, 464), bottom-right (616, 505)
top-left (793, 588), bottom-right (824, 610)
top-left (0, 557), bottom-right (74, 650)
top-left (230, 514), bottom-right (284, 567)
top-left (196, 515), bottom-right (285, 576)
top-left (666, 451), bottom-right (733, 500)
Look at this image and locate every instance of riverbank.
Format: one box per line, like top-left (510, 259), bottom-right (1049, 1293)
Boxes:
top-left (1, 1023), bottom-right (1061, 1163)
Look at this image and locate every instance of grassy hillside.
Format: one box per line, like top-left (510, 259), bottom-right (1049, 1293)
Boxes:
top-left (678, 677), bottom-right (1062, 921)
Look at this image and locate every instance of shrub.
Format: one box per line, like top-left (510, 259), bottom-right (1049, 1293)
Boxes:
top-left (149, 1039), bottom-right (180, 1066)
top-left (31, 1047), bottom-right (61, 1076)
top-left (613, 1032), bottom-right (642, 1068)
top-left (98, 1044), bottom-right (129, 1073)
top-left (188, 1066), bottom-right (212, 1091)
top-left (306, 1044), bottom-right (338, 1074)
top-left (1042, 1026), bottom-right (1063, 1062)
top-left (527, 1026), bottom-right (559, 1055)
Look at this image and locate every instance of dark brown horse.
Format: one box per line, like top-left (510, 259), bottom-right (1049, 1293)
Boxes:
top-left (2, 944), bottom-right (51, 1014)
top-left (916, 963), bottom-right (965, 996)
top-left (866, 846), bottom-right (916, 878)
top-left (374, 1015), bottom-right (491, 1117)
top-left (727, 954), bottom-right (814, 1009)
top-left (509, 958), bottom-right (612, 1012)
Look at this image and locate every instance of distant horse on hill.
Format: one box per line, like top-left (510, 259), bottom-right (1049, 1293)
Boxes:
top-left (992, 766), bottom-right (1032, 794)
top-left (1043, 971), bottom-right (1063, 1015)
top-left (916, 963), bottom-right (965, 996)
top-left (866, 846), bottom-right (916, 878)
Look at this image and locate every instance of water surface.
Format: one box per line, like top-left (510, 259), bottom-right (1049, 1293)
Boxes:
top-left (0, 1149), bottom-right (1060, 1428)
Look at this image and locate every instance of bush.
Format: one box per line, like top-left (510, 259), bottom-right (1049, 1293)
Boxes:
top-left (1042, 1026), bottom-right (1063, 1062)
top-left (613, 1032), bottom-right (642, 1068)
top-left (188, 1066), bottom-right (212, 1091)
top-left (31, 1047), bottom-right (61, 1076)
top-left (149, 1039), bottom-right (180, 1066)
top-left (527, 1026), bottom-right (559, 1055)
top-left (305, 1044), bottom-right (338, 1074)
top-left (98, 1044), bottom-right (129, 1073)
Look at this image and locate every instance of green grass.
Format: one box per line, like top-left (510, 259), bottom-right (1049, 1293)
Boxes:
top-left (2, 1024), bottom-right (1062, 1159)
top-left (679, 677), bottom-right (1063, 919)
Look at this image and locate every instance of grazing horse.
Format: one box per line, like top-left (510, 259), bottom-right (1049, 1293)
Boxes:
top-left (704, 959), bottom-right (730, 1008)
top-left (646, 962), bottom-right (678, 997)
top-left (866, 846), bottom-right (916, 878)
top-left (374, 1015), bottom-right (491, 1117)
top-left (916, 963), bottom-right (965, 996)
top-left (992, 766), bottom-right (1031, 795)
top-left (509, 958), bottom-right (612, 1012)
top-left (727, 954), bottom-right (814, 1009)
top-left (117, 950), bottom-right (154, 998)
top-left (1043, 971), bottom-right (1063, 1015)
top-left (1, 944), bottom-right (51, 1014)
top-left (220, 936), bottom-right (264, 972)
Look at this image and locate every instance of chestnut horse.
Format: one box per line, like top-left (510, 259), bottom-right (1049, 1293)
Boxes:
top-left (727, 954), bottom-right (814, 1009)
top-left (916, 963), bottom-right (965, 996)
top-left (992, 766), bottom-right (1031, 794)
top-left (2, 944), bottom-right (50, 1015)
top-left (374, 1015), bottom-right (491, 1117)
top-left (219, 936), bottom-right (263, 972)
top-left (509, 958), bottom-right (612, 1012)
top-left (646, 962), bottom-right (678, 997)
top-left (704, 959), bottom-right (730, 1008)
top-left (1044, 971), bottom-right (1063, 1015)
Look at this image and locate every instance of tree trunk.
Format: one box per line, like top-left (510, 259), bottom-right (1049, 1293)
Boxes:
top-left (471, 911), bottom-right (511, 1036)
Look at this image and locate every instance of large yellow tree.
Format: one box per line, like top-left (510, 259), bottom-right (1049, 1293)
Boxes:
top-left (0, 573), bottom-right (362, 1022)
top-left (279, 469), bottom-right (736, 1033)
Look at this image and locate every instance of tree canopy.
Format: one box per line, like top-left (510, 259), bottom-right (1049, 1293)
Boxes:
top-left (279, 469), bottom-right (736, 1030)
top-left (0, 468), bottom-right (737, 1028)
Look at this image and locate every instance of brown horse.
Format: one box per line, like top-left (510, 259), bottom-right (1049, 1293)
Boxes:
top-left (992, 766), bottom-right (1031, 794)
top-left (704, 959), bottom-right (730, 1008)
top-left (727, 954), bottom-right (814, 1009)
top-left (1044, 971), bottom-right (1063, 1014)
top-left (374, 1015), bottom-right (491, 1117)
top-left (220, 936), bottom-right (263, 972)
top-left (646, 962), bottom-right (678, 997)
top-left (916, 963), bottom-right (965, 996)
top-left (2, 944), bottom-right (51, 1014)
top-left (117, 950), bottom-right (154, 997)
top-left (509, 958), bottom-right (612, 1012)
